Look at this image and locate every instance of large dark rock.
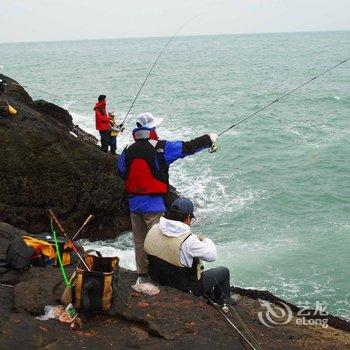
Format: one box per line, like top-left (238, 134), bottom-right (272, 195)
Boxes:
top-left (0, 75), bottom-right (130, 240)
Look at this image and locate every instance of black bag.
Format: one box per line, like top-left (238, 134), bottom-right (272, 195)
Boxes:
top-left (74, 251), bottom-right (119, 312)
top-left (6, 237), bottom-right (35, 270)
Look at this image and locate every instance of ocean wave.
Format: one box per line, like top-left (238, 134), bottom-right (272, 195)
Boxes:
top-left (81, 233), bottom-right (136, 271)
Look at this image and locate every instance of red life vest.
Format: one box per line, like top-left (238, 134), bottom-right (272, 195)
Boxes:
top-left (124, 140), bottom-right (169, 195)
top-left (94, 101), bottom-right (110, 131)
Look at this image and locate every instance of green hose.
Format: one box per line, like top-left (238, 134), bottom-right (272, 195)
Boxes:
top-left (50, 219), bottom-right (71, 288)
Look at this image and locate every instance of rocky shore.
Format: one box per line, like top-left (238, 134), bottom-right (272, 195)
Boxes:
top-left (1, 76), bottom-right (350, 349)
top-left (1, 222), bottom-right (350, 349)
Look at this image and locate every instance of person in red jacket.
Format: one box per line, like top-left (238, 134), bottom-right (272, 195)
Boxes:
top-left (94, 95), bottom-right (111, 152)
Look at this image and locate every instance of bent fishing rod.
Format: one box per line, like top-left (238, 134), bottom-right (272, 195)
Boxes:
top-left (121, 15), bottom-right (201, 126)
top-left (218, 57), bottom-right (350, 137)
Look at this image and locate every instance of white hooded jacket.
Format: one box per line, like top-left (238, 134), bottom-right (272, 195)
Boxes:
top-left (158, 216), bottom-right (217, 268)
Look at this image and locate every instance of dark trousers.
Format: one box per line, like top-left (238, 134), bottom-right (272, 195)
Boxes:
top-left (99, 130), bottom-right (110, 153)
top-left (109, 136), bottom-right (117, 155)
top-left (203, 266), bottom-right (231, 300)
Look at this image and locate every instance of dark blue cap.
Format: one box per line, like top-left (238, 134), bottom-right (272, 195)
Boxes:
top-left (170, 198), bottom-right (196, 219)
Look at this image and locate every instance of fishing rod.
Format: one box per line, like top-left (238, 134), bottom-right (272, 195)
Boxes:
top-left (72, 214), bottom-right (94, 241)
top-left (218, 57), bottom-right (350, 137)
top-left (206, 269), bottom-right (262, 350)
top-left (121, 15), bottom-right (201, 126)
top-left (206, 296), bottom-right (258, 350)
top-left (49, 209), bottom-right (91, 271)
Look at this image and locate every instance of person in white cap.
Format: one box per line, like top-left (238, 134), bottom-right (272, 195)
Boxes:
top-left (118, 112), bottom-right (219, 284)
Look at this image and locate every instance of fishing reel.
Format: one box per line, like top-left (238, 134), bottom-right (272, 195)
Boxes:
top-left (222, 304), bottom-right (229, 313)
top-left (209, 142), bottom-right (220, 153)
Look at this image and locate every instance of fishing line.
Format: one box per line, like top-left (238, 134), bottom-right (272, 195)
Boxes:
top-left (7, 81), bottom-right (71, 101)
top-left (5, 81), bottom-right (129, 112)
top-left (218, 57), bottom-right (350, 136)
top-left (121, 14), bottom-right (202, 125)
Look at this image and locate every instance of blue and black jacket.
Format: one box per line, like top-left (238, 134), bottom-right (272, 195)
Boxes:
top-left (117, 127), bottom-right (212, 213)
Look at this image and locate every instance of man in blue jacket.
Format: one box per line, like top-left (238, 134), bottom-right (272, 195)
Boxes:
top-left (118, 112), bottom-right (219, 284)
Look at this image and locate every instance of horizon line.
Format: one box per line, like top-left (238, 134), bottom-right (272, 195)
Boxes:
top-left (0, 28), bottom-right (349, 45)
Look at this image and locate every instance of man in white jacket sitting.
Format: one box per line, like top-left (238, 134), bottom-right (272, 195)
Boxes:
top-left (144, 197), bottom-right (236, 303)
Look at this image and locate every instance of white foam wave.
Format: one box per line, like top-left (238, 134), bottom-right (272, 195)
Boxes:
top-left (62, 101), bottom-right (75, 110)
top-left (81, 232), bottom-right (136, 271)
top-left (68, 110), bottom-right (98, 138)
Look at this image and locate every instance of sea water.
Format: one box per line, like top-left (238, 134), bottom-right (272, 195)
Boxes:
top-left (1, 31), bottom-right (349, 318)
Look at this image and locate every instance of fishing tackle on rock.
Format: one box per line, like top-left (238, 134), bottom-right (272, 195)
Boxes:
top-left (50, 219), bottom-right (72, 287)
top-left (218, 57), bottom-right (350, 137)
top-left (49, 209), bottom-right (91, 271)
top-left (121, 15), bottom-right (201, 126)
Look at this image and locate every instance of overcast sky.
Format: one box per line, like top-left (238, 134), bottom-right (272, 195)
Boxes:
top-left (1, 0), bottom-right (349, 43)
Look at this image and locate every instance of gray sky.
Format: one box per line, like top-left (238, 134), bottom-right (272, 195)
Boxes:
top-left (1, 0), bottom-right (349, 43)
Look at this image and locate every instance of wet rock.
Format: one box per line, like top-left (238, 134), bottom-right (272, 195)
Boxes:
top-left (13, 266), bottom-right (74, 315)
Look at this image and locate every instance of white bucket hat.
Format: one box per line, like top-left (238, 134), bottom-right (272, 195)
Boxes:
top-left (136, 112), bottom-right (163, 129)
